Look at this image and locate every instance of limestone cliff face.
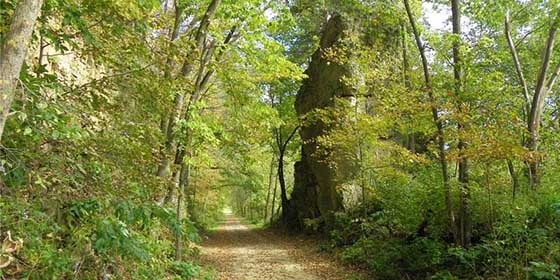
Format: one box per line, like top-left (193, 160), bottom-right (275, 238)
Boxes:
top-left (286, 14), bottom-right (351, 230)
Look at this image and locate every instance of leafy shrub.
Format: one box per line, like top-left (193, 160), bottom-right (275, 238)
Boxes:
top-left (525, 262), bottom-right (560, 280)
top-left (0, 195), bottom-right (204, 279)
top-left (328, 192), bottom-right (560, 279)
top-left (170, 261), bottom-right (201, 279)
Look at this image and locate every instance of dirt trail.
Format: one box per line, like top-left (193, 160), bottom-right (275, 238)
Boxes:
top-left (200, 214), bottom-right (358, 280)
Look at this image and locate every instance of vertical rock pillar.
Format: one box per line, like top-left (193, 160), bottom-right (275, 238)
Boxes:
top-left (285, 14), bottom-right (351, 231)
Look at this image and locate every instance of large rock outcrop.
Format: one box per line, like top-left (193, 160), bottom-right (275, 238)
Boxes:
top-left (285, 14), bottom-right (351, 231)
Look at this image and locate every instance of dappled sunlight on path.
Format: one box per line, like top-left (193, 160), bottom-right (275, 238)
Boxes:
top-left (200, 214), bottom-right (356, 280)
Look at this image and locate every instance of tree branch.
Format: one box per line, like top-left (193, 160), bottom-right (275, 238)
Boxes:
top-left (546, 62), bottom-right (560, 92)
top-left (529, 12), bottom-right (560, 129)
top-left (281, 125), bottom-right (300, 152)
top-left (505, 11), bottom-right (531, 116)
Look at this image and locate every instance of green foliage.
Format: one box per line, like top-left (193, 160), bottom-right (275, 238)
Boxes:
top-left (526, 262), bottom-right (560, 280)
top-left (327, 190), bottom-right (560, 279)
top-left (3, 0), bottom-right (560, 279)
top-left (0, 194), bottom-right (206, 279)
top-left (170, 261), bottom-right (201, 280)
top-left (94, 217), bottom-right (151, 261)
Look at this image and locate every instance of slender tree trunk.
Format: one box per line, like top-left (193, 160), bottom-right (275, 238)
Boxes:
top-left (505, 11), bottom-right (538, 190)
top-left (157, 94), bottom-right (184, 177)
top-left (156, 0), bottom-right (221, 177)
top-left (274, 126), bottom-right (298, 222)
top-left (358, 139), bottom-right (366, 204)
top-left (168, 24), bottom-right (236, 180)
top-left (270, 173), bottom-right (278, 224)
top-left (404, 0), bottom-right (457, 242)
top-left (156, 2), bottom-right (184, 177)
top-left (190, 166), bottom-right (197, 216)
top-left (275, 205), bottom-right (281, 220)
top-left (38, 35), bottom-right (46, 68)
top-left (401, 23), bottom-right (417, 154)
top-left (161, 170), bottom-right (180, 205)
top-left (264, 156), bottom-right (275, 221)
top-left (277, 151), bottom-right (289, 219)
top-left (174, 127), bottom-right (193, 261)
top-left (0, 0), bottom-right (44, 142)
top-left (174, 147), bottom-right (191, 261)
top-left (505, 12), bottom-right (531, 119)
top-left (451, 0), bottom-right (471, 247)
top-left (169, 12), bottom-right (236, 260)
top-left (507, 159), bottom-right (519, 199)
top-left (506, 10), bottom-right (559, 189)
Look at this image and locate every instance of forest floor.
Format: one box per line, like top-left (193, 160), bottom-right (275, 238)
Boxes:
top-left (199, 213), bottom-right (363, 280)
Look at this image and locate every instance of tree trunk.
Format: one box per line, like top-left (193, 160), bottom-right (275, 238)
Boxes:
top-left (161, 170), bottom-right (180, 205)
top-left (173, 127), bottom-right (193, 261)
top-left (505, 12), bottom-right (531, 119)
top-left (451, 0), bottom-right (471, 247)
top-left (156, 0), bottom-right (221, 177)
top-left (505, 10), bottom-right (560, 189)
top-left (507, 159), bottom-right (519, 199)
top-left (174, 147), bottom-right (191, 261)
top-left (156, 3), bottom-right (184, 177)
top-left (156, 93), bottom-right (184, 177)
top-left (270, 172), bottom-right (278, 224)
top-left (264, 156), bottom-right (275, 221)
top-left (169, 6), bottom-right (237, 259)
top-left (504, 12), bottom-right (532, 194)
top-left (277, 151), bottom-right (289, 220)
top-left (190, 166), bottom-right (197, 216)
top-left (404, 0), bottom-right (457, 242)
top-left (401, 23), bottom-right (417, 154)
top-left (527, 13), bottom-right (560, 188)
top-left (0, 0), bottom-right (44, 142)
top-left (170, 25), bottom-right (237, 169)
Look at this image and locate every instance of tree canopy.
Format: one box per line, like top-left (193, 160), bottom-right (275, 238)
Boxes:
top-left (2, 0), bottom-right (560, 279)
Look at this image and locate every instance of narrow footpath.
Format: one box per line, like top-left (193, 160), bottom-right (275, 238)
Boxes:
top-left (200, 214), bottom-right (360, 280)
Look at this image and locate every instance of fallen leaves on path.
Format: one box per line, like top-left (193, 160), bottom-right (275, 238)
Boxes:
top-left (199, 214), bottom-right (363, 280)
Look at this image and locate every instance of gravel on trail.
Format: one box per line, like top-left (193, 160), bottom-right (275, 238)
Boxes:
top-left (199, 214), bottom-right (362, 280)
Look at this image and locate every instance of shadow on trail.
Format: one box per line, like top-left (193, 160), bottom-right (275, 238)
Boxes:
top-left (199, 213), bottom-right (358, 280)
top-left (203, 215), bottom-right (276, 249)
